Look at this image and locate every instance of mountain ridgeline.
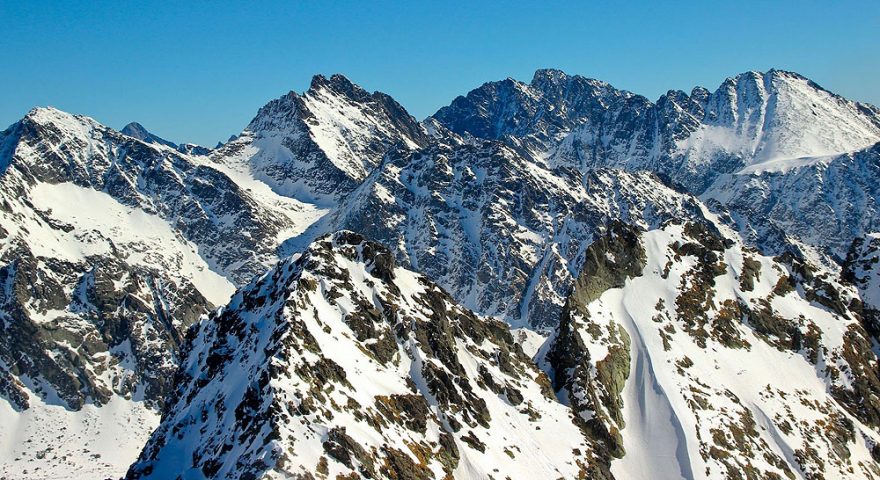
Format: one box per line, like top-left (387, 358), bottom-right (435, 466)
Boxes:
top-left (1, 68), bottom-right (880, 479)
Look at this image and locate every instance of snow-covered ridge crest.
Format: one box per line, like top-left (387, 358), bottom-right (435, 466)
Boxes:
top-left (127, 231), bottom-right (600, 479)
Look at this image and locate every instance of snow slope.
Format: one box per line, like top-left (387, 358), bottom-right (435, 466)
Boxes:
top-left (702, 142), bottom-right (880, 261)
top-left (545, 219), bottom-right (880, 479)
top-left (0, 395), bottom-right (158, 480)
top-left (29, 181), bottom-right (234, 304)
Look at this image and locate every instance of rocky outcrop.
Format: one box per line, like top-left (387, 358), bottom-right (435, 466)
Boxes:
top-left (0, 247), bottom-right (211, 412)
top-left (545, 222), bottom-right (646, 476)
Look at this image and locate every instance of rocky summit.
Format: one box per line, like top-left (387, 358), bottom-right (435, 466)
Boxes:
top-left (2, 69), bottom-right (880, 479)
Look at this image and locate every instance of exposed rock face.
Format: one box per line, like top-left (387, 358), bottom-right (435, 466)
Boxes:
top-left (544, 219), bottom-right (880, 480)
top-left (433, 68), bottom-right (644, 160)
top-left (545, 221), bottom-right (646, 477)
top-left (0, 248), bottom-right (210, 412)
top-left (844, 232), bottom-right (880, 337)
top-left (326, 135), bottom-right (706, 329)
top-left (127, 232), bottom-right (597, 480)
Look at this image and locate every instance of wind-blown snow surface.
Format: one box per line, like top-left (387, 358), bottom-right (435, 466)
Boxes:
top-left (128, 232), bottom-right (596, 480)
top-left (675, 70), bottom-right (880, 171)
top-left (544, 219), bottom-right (880, 479)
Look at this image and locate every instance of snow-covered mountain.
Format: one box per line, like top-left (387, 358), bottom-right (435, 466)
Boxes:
top-left (323, 134), bottom-right (707, 329)
top-left (211, 74), bottom-right (429, 206)
top-left (2, 68), bottom-right (880, 479)
top-left (127, 232), bottom-right (603, 480)
top-left (702, 142), bottom-right (880, 261)
top-left (433, 68), bottom-right (880, 277)
top-left (0, 106), bottom-right (326, 478)
top-left (542, 218), bottom-right (880, 479)
top-left (128, 222), bottom-right (880, 479)
top-left (2, 107), bottom-right (307, 285)
top-left (0, 75), bottom-right (453, 478)
top-left (435, 69), bottom-right (880, 194)
top-left (121, 121), bottom-right (179, 149)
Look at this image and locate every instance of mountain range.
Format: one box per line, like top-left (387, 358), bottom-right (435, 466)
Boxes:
top-left (1, 68), bottom-right (880, 479)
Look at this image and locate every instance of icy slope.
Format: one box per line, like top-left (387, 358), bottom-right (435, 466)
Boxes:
top-left (544, 220), bottom-right (880, 479)
top-left (127, 232), bottom-right (602, 480)
top-left (693, 70), bottom-right (880, 167)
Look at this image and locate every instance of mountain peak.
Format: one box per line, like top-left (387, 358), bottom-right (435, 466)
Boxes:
top-left (531, 67), bottom-right (569, 85)
top-left (120, 121), bottom-right (150, 140)
top-left (120, 121), bottom-right (179, 149)
top-left (308, 73), bottom-right (368, 99)
top-left (21, 106), bottom-right (82, 127)
top-left (723, 69), bottom-right (812, 90)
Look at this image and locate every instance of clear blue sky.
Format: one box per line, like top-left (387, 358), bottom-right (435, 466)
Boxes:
top-left (2, 1), bottom-right (878, 146)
